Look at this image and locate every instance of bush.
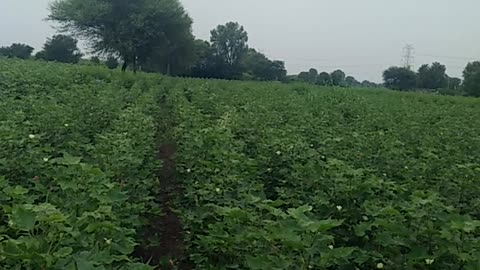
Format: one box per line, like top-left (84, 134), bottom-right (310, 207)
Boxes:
top-left (106, 56), bottom-right (119, 69)
top-left (90, 56), bottom-right (101, 64)
top-left (37, 35), bottom-right (82, 64)
top-left (0, 43), bottom-right (34, 59)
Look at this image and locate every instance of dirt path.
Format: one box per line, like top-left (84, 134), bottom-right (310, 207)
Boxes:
top-left (135, 143), bottom-right (187, 269)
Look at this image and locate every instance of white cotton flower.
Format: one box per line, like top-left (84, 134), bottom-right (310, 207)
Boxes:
top-left (362, 216), bottom-right (369, 221)
top-left (267, 168), bottom-right (272, 172)
top-left (376, 263), bottom-right (384, 269)
top-left (186, 169), bottom-right (191, 173)
top-left (328, 245), bottom-right (334, 250)
top-left (425, 259), bottom-right (434, 265)
top-left (276, 151), bottom-right (282, 155)
top-left (215, 188), bottom-right (221, 193)
top-left (64, 124), bottom-right (69, 127)
top-left (104, 238), bottom-right (112, 245)
top-left (43, 157), bottom-right (49, 162)
top-left (29, 134), bottom-right (36, 139)
top-left (336, 205), bottom-right (343, 211)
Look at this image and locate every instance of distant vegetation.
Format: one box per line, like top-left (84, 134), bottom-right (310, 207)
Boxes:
top-left (35, 34), bottom-right (83, 64)
top-left (0, 0), bottom-right (478, 97)
top-left (383, 63), bottom-right (464, 95)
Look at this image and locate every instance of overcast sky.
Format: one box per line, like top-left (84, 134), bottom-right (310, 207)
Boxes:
top-left (1, 0), bottom-right (479, 82)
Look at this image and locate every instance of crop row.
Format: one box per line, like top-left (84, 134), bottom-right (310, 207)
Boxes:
top-left (0, 59), bottom-right (168, 269)
top-left (170, 80), bottom-right (480, 269)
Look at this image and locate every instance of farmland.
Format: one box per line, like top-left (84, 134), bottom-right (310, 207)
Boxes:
top-left (1, 58), bottom-right (480, 269)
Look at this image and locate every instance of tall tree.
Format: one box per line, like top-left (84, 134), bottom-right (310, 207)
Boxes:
top-left (417, 62), bottom-right (448, 89)
top-left (463, 61), bottom-right (480, 97)
top-left (210, 22), bottom-right (248, 79)
top-left (331, 69), bottom-right (346, 86)
top-left (36, 35), bottom-right (82, 63)
top-left (49, 0), bottom-right (193, 72)
top-left (0, 43), bottom-right (34, 59)
top-left (189, 40), bottom-right (218, 78)
top-left (383, 66), bottom-right (417, 91)
top-left (141, 35), bottom-right (196, 75)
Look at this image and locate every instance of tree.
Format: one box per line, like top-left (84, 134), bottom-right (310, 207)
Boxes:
top-left (361, 80), bottom-right (378, 88)
top-left (189, 40), bottom-right (218, 78)
top-left (298, 71), bottom-right (310, 82)
top-left (210, 22), bottom-right (248, 79)
top-left (141, 35), bottom-right (196, 75)
top-left (383, 66), bottom-right (417, 91)
top-left (0, 43), bottom-right (34, 59)
top-left (447, 77), bottom-right (462, 90)
top-left (243, 49), bottom-right (287, 81)
top-left (417, 62), bottom-right (448, 89)
top-left (331, 69), bottom-right (346, 86)
top-left (297, 68), bottom-right (318, 84)
top-left (345, 76), bottom-right (360, 87)
top-left (270, 61), bottom-right (288, 82)
top-left (105, 56), bottom-right (119, 69)
top-left (35, 51), bottom-right (46, 60)
top-left (463, 61), bottom-right (480, 97)
top-left (37, 35), bottom-right (82, 63)
top-left (49, 0), bottom-right (193, 72)
top-left (317, 72), bottom-right (331, 86)
top-left (308, 68), bottom-right (318, 84)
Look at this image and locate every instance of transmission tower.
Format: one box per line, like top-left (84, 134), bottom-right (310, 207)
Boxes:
top-left (402, 44), bottom-right (415, 70)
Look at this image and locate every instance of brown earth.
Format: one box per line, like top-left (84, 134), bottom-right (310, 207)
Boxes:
top-left (134, 143), bottom-right (190, 269)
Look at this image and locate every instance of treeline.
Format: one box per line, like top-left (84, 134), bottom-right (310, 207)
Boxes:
top-left (38, 0), bottom-right (287, 82)
top-left (0, 36), bottom-right (83, 64)
top-left (2, 0), bottom-right (480, 97)
top-left (382, 63), bottom-right (480, 97)
top-left (290, 68), bottom-right (380, 88)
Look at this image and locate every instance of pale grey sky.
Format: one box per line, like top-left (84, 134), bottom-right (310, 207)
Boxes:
top-left (1, 0), bottom-right (479, 82)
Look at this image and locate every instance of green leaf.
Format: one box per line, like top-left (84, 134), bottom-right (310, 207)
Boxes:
top-left (76, 258), bottom-right (96, 270)
top-left (127, 263), bottom-right (154, 270)
top-left (331, 247), bottom-right (356, 259)
top-left (307, 219), bottom-right (343, 233)
top-left (11, 206), bottom-right (36, 231)
top-left (246, 255), bottom-right (271, 269)
top-left (60, 153), bottom-right (82, 165)
top-left (407, 245), bottom-right (428, 260)
top-left (53, 247), bottom-right (73, 258)
top-left (11, 185), bottom-right (29, 196)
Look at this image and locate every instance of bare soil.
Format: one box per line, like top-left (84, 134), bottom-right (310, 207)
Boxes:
top-left (134, 143), bottom-right (189, 269)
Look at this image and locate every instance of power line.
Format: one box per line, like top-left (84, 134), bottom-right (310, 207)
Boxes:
top-left (416, 53), bottom-right (479, 61)
top-left (402, 44), bottom-right (415, 70)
